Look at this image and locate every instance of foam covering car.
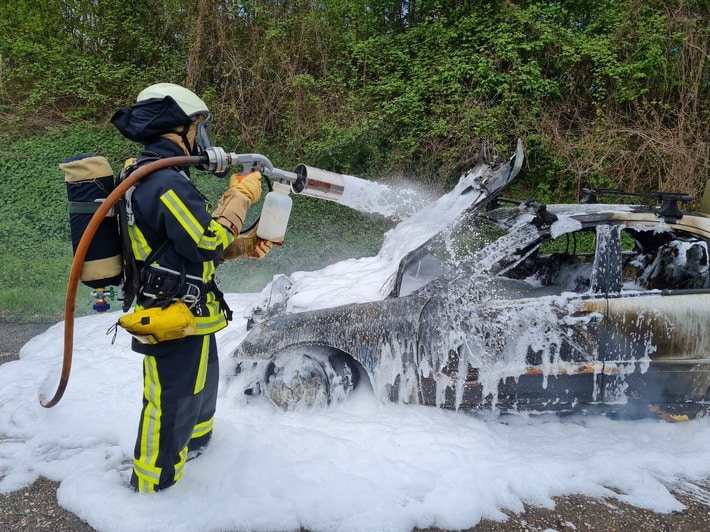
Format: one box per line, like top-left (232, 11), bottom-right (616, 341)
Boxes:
top-left (231, 142), bottom-right (710, 419)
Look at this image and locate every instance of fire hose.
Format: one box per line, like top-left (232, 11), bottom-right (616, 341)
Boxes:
top-left (40, 156), bottom-right (202, 408)
top-left (40, 148), bottom-right (346, 408)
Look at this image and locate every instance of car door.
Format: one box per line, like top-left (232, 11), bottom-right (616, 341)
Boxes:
top-left (415, 222), bottom-right (615, 413)
top-left (601, 226), bottom-right (710, 407)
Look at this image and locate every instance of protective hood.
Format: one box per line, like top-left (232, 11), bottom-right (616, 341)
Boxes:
top-left (111, 97), bottom-right (192, 144)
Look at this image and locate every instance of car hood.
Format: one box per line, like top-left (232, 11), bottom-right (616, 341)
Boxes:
top-left (237, 294), bottom-right (430, 370)
top-left (246, 140), bottom-right (524, 323)
top-left (235, 271), bottom-right (539, 365)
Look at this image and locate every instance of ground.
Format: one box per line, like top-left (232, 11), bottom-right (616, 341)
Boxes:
top-left (1, 322), bottom-right (708, 532)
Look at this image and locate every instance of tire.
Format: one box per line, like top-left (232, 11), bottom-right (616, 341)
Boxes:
top-left (264, 346), bottom-right (360, 411)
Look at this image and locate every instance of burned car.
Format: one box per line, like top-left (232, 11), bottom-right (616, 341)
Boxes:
top-left (232, 145), bottom-right (710, 419)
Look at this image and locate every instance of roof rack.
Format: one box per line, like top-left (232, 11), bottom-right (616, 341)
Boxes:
top-left (582, 188), bottom-right (694, 222)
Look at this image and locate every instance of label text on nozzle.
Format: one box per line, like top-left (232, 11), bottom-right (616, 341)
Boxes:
top-left (308, 178), bottom-right (334, 191)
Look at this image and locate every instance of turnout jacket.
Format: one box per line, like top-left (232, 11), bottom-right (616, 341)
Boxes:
top-left (127, 138), bottom-right (236, 339)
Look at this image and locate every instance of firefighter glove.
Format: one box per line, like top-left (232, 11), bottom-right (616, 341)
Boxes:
top-left (230, 171), bottom-right (263, 204)
top-left (221, 226), bottom-right (276, 261)
top-left (250, 236), bottom-right (274, 259)
top-left (212, 187), bottom-right (251, 234)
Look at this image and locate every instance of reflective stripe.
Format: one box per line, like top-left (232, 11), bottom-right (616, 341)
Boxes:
top-left (192, 417), bottom-right (214, 439)
top-left (194, 220), bottom-right (233, 252)
top-left (161, 189), bottom-right (233, 252)
top-left (199, 232), bottom-right (220, 250)
top-left (194, 293), bottom-right (228, 335)
top-left (174, 447), bottom-right (188, 483)
top-left (135, 356), bottom-right (162, 488)
top-left (136, 477), bottom-right (155, 493)
top-left (195, 305), bottom-right (227, 334)
top-left (133, 459), bottom-right (162, 493)
top-left (203, 261), bottom-right (215, 287)
top-left (161, 189), bottom-right (205, 244)
top-left (128, 224), bottom-right (152, 261)
top-left (137, 355), bottom-right (163, 470)
top-left (194, 335), bottom-right (210, 394)
top-left (210, 220), bottom-right (234, 249)
top-left (195, 317), bottom-right (227, 335)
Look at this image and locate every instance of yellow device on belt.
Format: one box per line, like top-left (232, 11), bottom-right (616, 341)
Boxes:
top-left (118, 301), bottom-right (196, 344)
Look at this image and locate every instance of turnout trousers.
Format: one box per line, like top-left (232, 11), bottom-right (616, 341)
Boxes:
top-left (130, 333), bottom-right (219, 492)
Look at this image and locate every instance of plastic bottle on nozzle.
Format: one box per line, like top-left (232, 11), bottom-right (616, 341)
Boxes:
top-left (256, 182), bottom-right (292, 243)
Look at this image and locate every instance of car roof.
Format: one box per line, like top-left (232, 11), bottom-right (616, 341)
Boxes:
top-left (484, 201), bottom-right (710, 238)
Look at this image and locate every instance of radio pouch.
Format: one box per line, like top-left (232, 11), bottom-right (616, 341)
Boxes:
top-left (117, 301), bottom-right (196, 344)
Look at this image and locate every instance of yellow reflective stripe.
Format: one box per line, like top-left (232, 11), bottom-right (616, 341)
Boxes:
top-left (161, 189), bottom-right (205, 244)
top-left (138, 356), bottom-right (162, 471)
top-left (203, 259), bottom-right (215, 283)
top-left (136, 476), bottom-right (155, 493)
top-left (174, 447), bottom-right (188, 483)
top-left (128, 224), bottom-right (152, 261)
top-left (192, 293), bottom-right (227, 335)
top-left (134, 461), bottom-right (161, 481)
top-left (195, 313), bottom-right (227, 335)
top-left (195, 219), bottom-right (234, 252)
top-left (194, 335), bottom-right (210, 394)
top-left (192, 417), bottom-right (214, 439)
top-left (134, 358), bottom-right (162, 493)
top-left (211, 220), bottom-right (234, 248)
top-left (199, 232), bottom-right (220, 250)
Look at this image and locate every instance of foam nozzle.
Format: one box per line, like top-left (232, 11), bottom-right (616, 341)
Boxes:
top-left (293, 164), bottom-right (345, 202)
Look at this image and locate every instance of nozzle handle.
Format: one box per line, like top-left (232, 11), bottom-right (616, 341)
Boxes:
top-left (203, 148), bottom-right (299, 183)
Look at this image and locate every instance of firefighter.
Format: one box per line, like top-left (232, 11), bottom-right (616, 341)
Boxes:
top-left (111, 83), bottom-right (272, 492)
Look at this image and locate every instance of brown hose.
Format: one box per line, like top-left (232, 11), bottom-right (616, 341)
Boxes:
top-left (40, 155), bottom-right (203, 408)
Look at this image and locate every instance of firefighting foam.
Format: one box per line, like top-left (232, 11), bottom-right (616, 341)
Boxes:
top-left (2, 307), bottom-right (710, 532)
top-left (2, 161), bottom-right (710, 530)
top-left (338, 173), bottom-right (433, 219)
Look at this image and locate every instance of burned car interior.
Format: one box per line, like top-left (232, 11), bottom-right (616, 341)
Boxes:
top-left (502, 225), bottom-right (709, 295)
top-left (393, 192), bottom-right (710, 300)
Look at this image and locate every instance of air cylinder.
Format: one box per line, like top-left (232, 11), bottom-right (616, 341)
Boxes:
top-left (60, 154), bottom-right (122, 288)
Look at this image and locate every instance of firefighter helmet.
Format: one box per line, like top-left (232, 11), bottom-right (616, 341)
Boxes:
top-left (135, 83), bottom-right (213, 153)
top-left (137, 83), bottom-right (210, 118)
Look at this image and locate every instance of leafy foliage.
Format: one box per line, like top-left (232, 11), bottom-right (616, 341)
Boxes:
top-left (0, 126), bottom-right (392, 321)
top-left (0, 0), bottom-right (707, 320)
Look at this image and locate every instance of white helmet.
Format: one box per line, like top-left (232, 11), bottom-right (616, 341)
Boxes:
top-left (137, 83), bottom-right (210, 118)
top-left (136, 82), bottom-right (213, 154)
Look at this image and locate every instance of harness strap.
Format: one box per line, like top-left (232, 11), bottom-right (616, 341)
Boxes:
top-left (117, 157), bottom-right (162, 311)
top-left (208, 280), bottom-right (233, 322)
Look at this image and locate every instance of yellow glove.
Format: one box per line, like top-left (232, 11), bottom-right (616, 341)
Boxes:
top-left (249, 236), bottom-right (274, 259)
top-left (229, 171), bottom-right (263, 204)
top-left (220, 227), bottom-right (277, 261)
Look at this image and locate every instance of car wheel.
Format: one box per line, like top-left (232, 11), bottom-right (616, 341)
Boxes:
top-left (264, 347), bottom-right (360, 411)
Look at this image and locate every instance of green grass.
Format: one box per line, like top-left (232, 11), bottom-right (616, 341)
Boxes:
top-left (0, 125), bottom-right (394, 322)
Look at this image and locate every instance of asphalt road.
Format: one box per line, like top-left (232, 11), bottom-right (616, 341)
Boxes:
top-left (1, 322), bottom-right (709, 531)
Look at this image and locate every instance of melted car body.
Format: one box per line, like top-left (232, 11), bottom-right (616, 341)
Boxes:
top-left (232, 147), bottom-right (710, 418)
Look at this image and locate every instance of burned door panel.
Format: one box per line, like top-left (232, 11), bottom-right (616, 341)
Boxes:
top-left (604, 293), bottom-right (710, 404)
top-left (417, 292), bottom-right (607, 411)
top-left (605, 294), bottom-right (710, 362)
